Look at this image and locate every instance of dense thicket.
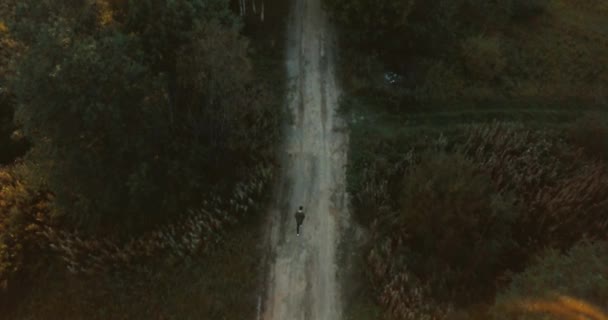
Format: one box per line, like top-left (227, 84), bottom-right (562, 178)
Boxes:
top-left (0, 168), bottom-right (50, 293)
top-left (351, 121), bottom-right (608, 318)
top-left (395, 152), bottom-right (516, 302)
top-left (326, 0), bottom-right (608, 107)
top-left (0, 3), bottom-right (28, 165)
top-left (6, 0), bottom-right (278, 234)
top-left (323, 0), bottom-right (517, 60)
top-left (334, 0), bottom-right (607, 318)
top-left (0, 1), bottom-right (282, 312)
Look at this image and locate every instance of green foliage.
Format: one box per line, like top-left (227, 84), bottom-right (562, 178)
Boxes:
top-left (461, 122), bottom-right (608, 254)
top-left (414, 61), bottom-right (466, 102)
top-left (329, 0), bottom-right (603, 105)
top-left (491, 241), bottom-right (608, 320)
top-left (0, 168), bottom-right (50, 293)
top-left (0, 9), bottom-right (28, 165)
top-left (392, 152), bottom-right (517, 303)
top-left (393, 0), bottom-right (465, 57)
top-left (323, 0), bottom-right (414, 47)
top-left (338, 0), bottom-right (607, 314)
top-left (13, 26), bottom-right (170, 230)
top-left (0, 0), bottom-right (283, 315)
top-left (461, 35), bottom-right (506, 81)
top-left (511, 0), bottom-right (550, 21)
top-left (8, 219), bottom-right (266, 320)
top-left (348, 117), bottom-right (608, 314)
top-left (9, 0), bottom-right (278, 234)
top-left (566, 112), bottom-right (608, 160)
top-left (325, 0), bottom-right (514, 57)
top-left (117, 0), bottom-right (239, 72)
top-left (0, 92), bottom-right (28, 166)
top-left (460, 0), bottom-right (513, 30)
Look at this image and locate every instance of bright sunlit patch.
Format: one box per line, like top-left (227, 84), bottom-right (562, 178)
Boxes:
top-left (96, 0), bottom-right (114, 26)
top-left (510, 295), bottom-right (608, 320)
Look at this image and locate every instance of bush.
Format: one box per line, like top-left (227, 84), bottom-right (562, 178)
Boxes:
top-left (0, 167), bottom-right (50, 293)
top-left (461, 35), bottom-right (507, 81)
top-left (461, 122), bottom-right (608, 255)
top-left (323, 0), bottom-right (414, 46)
top-left (0, 10), bottom-right (28, 165)
top-left (567, 112), bottom-right (608, 160)
top-left (354, 122), bottom-right (608, 317)
top-left (11, 1), bottom-right (278, 235)
top-left (511, 0), bottom-right (550, 21)
top-left (461, 0), bottom-right (513, 30)
top-left (388, 152), bottom-right (517, 303)
top-left (414, 61), bottom-right (466, 102)
top-left (491, 241), bottom-right (608, 320)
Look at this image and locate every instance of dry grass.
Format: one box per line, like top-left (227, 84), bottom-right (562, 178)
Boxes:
top-left (460, 122), bottom-right (608, 250)
top-left (8, 217), bottom-right (267, 320)
top-left (349, 120), bottom-right (608, 319)
top-left (500, 0), bottom-right (608, 103)
top-left (367, 237), bottom-right (451, 320)
top-left (1, 163), bottom-right (274, 319)
top-left (42, 164), bottom-right (273, 275)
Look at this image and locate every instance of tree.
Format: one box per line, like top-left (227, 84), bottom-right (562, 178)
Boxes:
top-left (0, 167), bottom-right (50, 294)
top-left (10, 0), bottom-right (277, 235)
top-left (324, 0), bottom-right (514, 59)
top-left (391, 152), bottom-right (517, 303)
top-left (0, 1), bottom-right (28, 165)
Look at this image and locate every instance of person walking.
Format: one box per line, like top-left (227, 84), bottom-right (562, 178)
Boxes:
top-left (295, 206), bottom-right (305, 236)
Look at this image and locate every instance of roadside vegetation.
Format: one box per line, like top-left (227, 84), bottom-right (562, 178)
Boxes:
top-left (0, 0), bottom-right (287, 318)
top-left (325, 0), bottom-right (608, 318)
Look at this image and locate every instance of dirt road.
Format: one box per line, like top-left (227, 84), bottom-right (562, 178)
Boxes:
top-left (260, 0), bottom-right (348, 319)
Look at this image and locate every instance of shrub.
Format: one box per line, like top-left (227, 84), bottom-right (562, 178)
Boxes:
top-left (0, 9), bottom-right (28, 165)
top-left (367, 237), bottom-right (451, 320)
top-left (390, 152), bottom-right (517, 303)
top-left (491, 241), bottom-right (608, 320)
top-left (323, 0), bottom-right (414, 46)
top-left (462, 0), bottom-right (513, 30)
top-left (414, 61), bottom-right (466, 102)
top-left (461, 35), bottom-right (507, 81)
top-left (567, 112), bottom-right (608, 160)
top-left (0, 167), bottom-right (50, 292)
top-left (11, 1), bottom-right (278, 235)
top-left (460, 122), bottom-right (608, 255)
top-left (524, 163), bottom-right (608, 249)
top-left (511, 0), bottom-right (550, 21)
top-left (460, 122), bottom-right (572, 198)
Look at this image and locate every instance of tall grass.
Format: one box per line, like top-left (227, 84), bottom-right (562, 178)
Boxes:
top-left (347, 119), bottom-right (608, 318)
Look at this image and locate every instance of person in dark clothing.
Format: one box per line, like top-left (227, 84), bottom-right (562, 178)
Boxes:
top-left (295, 206), bottom-right (305, 236)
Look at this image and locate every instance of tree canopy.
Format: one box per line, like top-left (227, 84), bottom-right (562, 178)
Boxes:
top-left (8, 0), bottom-right (277, 234)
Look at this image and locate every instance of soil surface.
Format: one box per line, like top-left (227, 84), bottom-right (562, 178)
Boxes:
top-left (260, 0), bottom-right (348, 318)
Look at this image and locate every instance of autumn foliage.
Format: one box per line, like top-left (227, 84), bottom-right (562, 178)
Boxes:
top-left (352, 121), bottom-right (608, 319)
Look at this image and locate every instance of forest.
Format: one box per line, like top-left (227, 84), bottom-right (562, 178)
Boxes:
top-left (1, 0), bottom-right (607, 319)
top-left (1, 0), bottom-right (285, 318)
